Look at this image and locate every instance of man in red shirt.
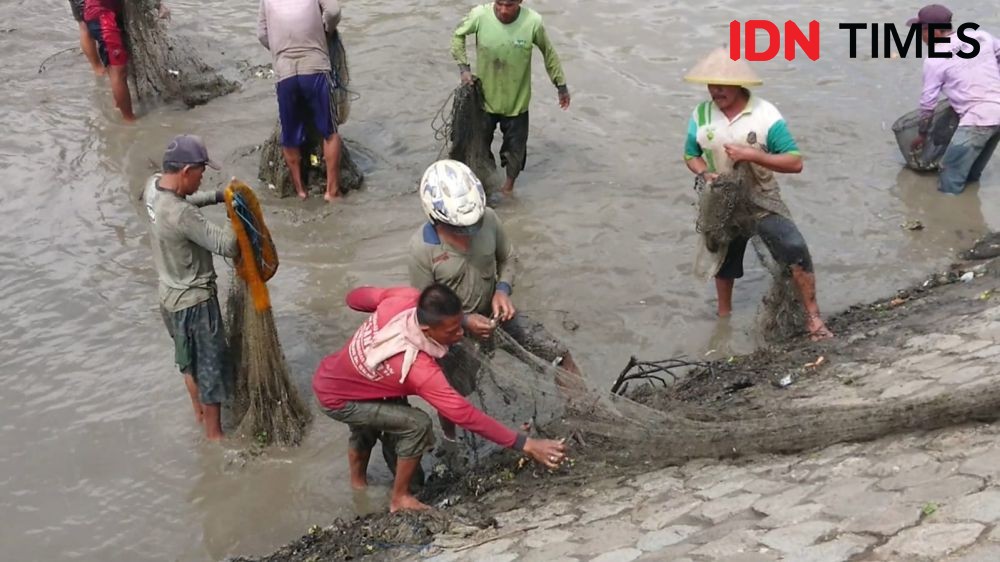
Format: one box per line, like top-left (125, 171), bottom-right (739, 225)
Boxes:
top-left (314, 283), bottom-right (567, 512)
top-left (84, 0), bottom-right (135, 121)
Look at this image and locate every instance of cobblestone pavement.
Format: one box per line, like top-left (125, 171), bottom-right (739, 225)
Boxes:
top-left (409, 301), bottom-right (1000, 562)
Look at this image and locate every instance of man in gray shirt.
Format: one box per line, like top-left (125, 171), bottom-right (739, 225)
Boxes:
top-left (143, 135), bottom-right (239, 441)
top-left (258, 0), bottom-right (344, 201)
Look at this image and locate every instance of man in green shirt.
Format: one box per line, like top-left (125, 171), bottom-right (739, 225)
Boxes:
top-left (142, 135), bottom-right (240, 440)
top-left (451, 0), bottom-right (570, 197)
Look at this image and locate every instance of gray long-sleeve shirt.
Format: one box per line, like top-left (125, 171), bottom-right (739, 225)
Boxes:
top-left (142, 175), bottom-right (239, 312)
top-left (257, 0), bottom-right (341, 81)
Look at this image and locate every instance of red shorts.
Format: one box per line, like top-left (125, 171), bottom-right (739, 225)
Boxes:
top-left (85, 9), bottom-right (127, 67)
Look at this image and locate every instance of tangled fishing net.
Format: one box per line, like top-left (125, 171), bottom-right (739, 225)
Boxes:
top-left (122, 0), bottom-right (238, 107)
top-left (432, 78), bottom-right (498, 193)
top-left (693, 163), bottom-right (803, 342)
top-left (892, 99), bottom-right (959, 172)
top-left (258, 30), bottom-right (364, 198)
top-left (224, 180), bottom-right (311, 446)
top-left (434, 318), bottom-right (1000, 474)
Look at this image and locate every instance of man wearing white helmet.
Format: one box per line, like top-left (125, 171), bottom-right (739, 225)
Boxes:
top-left (408, 160), bottom-right (582, 439)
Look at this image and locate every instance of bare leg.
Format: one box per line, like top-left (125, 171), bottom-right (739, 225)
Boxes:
top-left (347, 448), bottom-right (371, 490)
top-left (715, 277), bottom-right (735, 317)
top-left (389, 456), bottom-right (430, 512)
top-left (108, 65), bottom-right (135, 122)
top-left (500, 175), bottom-right (515, 197)
top-left (281, 147), bottom-right (308, 199)
top-left (183, 373), bottom-right (203, 424)
top-left (78, 22), bottom-right (104, 76)
top-left (790, 266), bottom-right (834, 340)
top-left (202, 403), bottom-right (224, 441)
top-left (323, 133), bottom-right (342, 202)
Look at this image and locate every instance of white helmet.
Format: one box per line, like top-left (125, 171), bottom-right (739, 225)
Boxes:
top-left (420, 159), bottom-right (486, 230)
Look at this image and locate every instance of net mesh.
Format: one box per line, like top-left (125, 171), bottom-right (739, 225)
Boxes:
top-left (432, 79), bottom-right (498, 193)
top-left (693, 163), bottom-right (803, 342)
top-left (122, 0), bottom-right (237, 107)
top-left (892, 99), bottom-right (959, 171)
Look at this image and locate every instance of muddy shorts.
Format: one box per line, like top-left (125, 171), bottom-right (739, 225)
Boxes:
top-left (160, 296), bottom-right (232, 405)
top-left (322, 398), bottom-right (434, 459)
top-left (69, 0), bottom-right (85, 22)
top-left (276, 72), bottom-right (337, 147)
top-left (438, 313), bottom-right (569, 396)
top-left (483, 111), bottom-right (529, 179)
top-left (85, 9), bottom-right (127, 67)
top-left (717, 214), bottom-right (814, 279)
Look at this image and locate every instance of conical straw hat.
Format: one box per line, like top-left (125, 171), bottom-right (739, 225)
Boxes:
top-left (684, 47), bottom-right (763, 86)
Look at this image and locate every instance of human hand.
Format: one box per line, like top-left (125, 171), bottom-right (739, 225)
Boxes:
top-left (723, 143), bottom-right (761, 163)
top-left (699, 172), bottom-right (719, 182)
top-left (522, 437), bottom-right (567, 469)
top-left (911, 134), bottom-right (927, 152)
top-left (491, 291), bottom-right (516, 323)
top-left (460, 70), bottom-right (473, 86)
top-left (157, 3), bottom-right (171, 20)
top-left (465, 313), bottom-right (495, 340)
top-left (558, 89), bottom-right (571, 110)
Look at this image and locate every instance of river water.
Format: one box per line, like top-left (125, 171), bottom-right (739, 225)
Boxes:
top-left (2, 0), bottom-right (999, 560)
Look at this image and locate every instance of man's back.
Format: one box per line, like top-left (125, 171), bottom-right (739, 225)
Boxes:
top-left (257, 0), bottom-right (341, 80)
top-left (923, 29), bottom-right (1000, 126)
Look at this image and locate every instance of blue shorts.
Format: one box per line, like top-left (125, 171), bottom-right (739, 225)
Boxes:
top-left (276, 73), bottom-right (337, 148)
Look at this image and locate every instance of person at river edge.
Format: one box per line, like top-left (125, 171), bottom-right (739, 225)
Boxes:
top-left (83, 0), bottom-right (136, 121)
top-left (312, 283), bottom-right (567, 512)
top-left (258, 0), bottom-right (344, 201)
top-left (408, 160), bottom-right (584, 441)
top-left (142, 135), bottom-right (239, 441)
top-left (682, 48), bottom-right (834, 341)
top-left (451, 0), bottom-right (570, 197)
top-left (69, 0), bottom-right (103, 76)
top-left (908, 4), bottom-right (1000, 195)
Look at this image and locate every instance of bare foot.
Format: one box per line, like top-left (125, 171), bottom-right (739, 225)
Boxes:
top-left (390, 494), bottom-right (431, 513)
top-left (296, 189), bottom-right (308, 200)
top-left (806, 314), bottom-right (834, 341)
top-left (93, 67), bottom-right (106, 77)
top-left (323, 190), bottom-right (341, 202)
top-left (350, 476), bottom-right (368, 490)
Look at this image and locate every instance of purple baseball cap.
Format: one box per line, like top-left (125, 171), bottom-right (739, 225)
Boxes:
top-left (162, 134), bottom-right (220, 170)
top-left (907, 4), bottom-right (952, 26)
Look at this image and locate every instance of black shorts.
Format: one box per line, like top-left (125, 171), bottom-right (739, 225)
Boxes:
top-left (717, 214), bottom-right (814, 279)
top-left (484, 112), bottom-right (530, 179)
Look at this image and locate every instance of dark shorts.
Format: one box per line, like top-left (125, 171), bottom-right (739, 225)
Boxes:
top-left (85, 9), bottom-right (127, 67)
top-left (69, 0), bottom-right (85, 22)
top-left (160, 296), bottom-right (232, 405)
top-left (438, 313), bottom-right (569, 396)
top-left (717, 214), bottom-right (814, 279)
top-left (484, 112), bottom-right (530, 179)
top-left (322, 398), bottom-right (434, 459)
top-left (276, 73), bottom-right (338, 147)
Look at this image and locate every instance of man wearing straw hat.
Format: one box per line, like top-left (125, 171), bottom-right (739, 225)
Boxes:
top-left (682, 48), bottom-right (833, 341)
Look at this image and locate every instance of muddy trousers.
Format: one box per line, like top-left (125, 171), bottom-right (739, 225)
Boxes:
top-left (939, 125), bottom-right (1000, 194)
top-left (716, 214), bottom-right (813, 279)
top-left (482, 112), bottom-right (529, 180)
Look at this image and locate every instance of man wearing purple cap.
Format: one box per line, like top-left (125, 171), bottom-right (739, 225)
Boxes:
top-left (142, 135), bottom-right (239, 441)
top-left (909, 4), bottom-right (1000, 194)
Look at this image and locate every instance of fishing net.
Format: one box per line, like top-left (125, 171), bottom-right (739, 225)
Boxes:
top-left (432, 78), bottom-right (498, 193)
top-left (122, 0), bottom-right (238, 107)
top-left (224, 180), bottom-right (311, 447)
top-left (892, 99), bottom-right (959, 172)
top-left (693, 163), bottom-right (803, 342)
top-left (257, 31), bottom-right (364, 198)
top-left (432, 320), bottom-right (1000, 474)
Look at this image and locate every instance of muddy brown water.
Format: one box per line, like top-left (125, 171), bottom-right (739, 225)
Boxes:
top-left (3, 1), bottom-right (1000, 560)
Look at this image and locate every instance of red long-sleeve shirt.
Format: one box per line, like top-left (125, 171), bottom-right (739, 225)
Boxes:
top-left (312, 286), bottom-right (524, 450)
